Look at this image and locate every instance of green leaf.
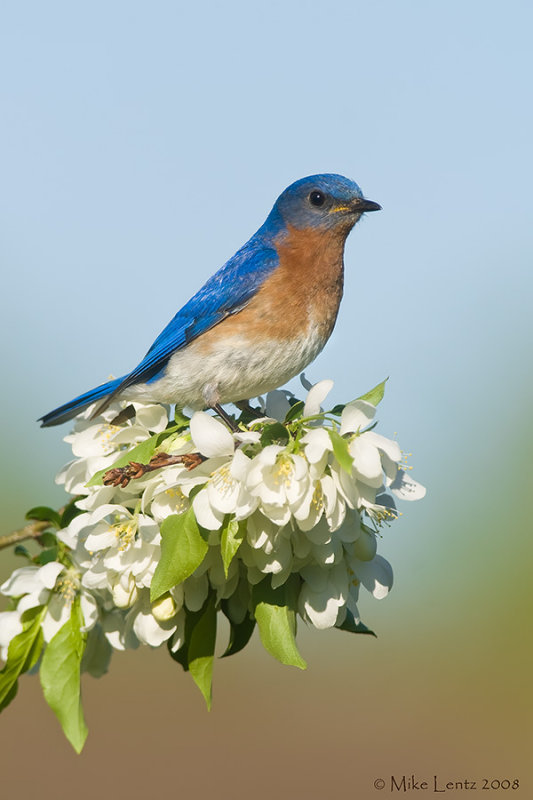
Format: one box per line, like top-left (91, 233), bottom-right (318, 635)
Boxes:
top-left (220, 518), bottom-right (245, 578)
top-left (337, 609), bottom-right (377, 637)
top-left (81, 625), bottom-right (112, 678)
top-left (40, 599), bottom-right (88, 754)
top-left (167, 606), bottom-right (206, 672)
top-left (34, 546), bottom-right (59, 566)
top-left (0, 606), bottom-right (46, 713)
top-left (14, 545), bottom-right (32, 560)
top-left (60, 498), bottom-right (84, 528)
top-left (330, 378), bottom-right (388, 415)
top-left (25, 506), bottom-right (61, 528)
top-left (188, 596), bottom-right (217, 710)
top-left (260, 422), bottom-right (290, 447)
top-left (357, 378), bottom-right (388, 407)
top-left (37, 531), bottom-right (58, 548)
top-left (328, 429), bottom-right (353, 475)
top-left (168, 595), bottom-right (219, 708)
top-left (284, 400), bottom-right (305, 423)
top-left (236, 403), bottom-right (262, 426)
top-left (220, 610), bottom-right (255, 658)
top-left (150, 509), bottom-right (208, 602)
top-left (174, 408), bottom-right (191, 428)
top-left (252, 578), bottom-right (306, 670)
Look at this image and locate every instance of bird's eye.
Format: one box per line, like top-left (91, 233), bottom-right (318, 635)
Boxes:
top-left (309, 190), bottom-right (326, 207)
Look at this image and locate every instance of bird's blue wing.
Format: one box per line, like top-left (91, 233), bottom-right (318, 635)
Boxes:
top-left (108, 240), bottom-right (279, 397)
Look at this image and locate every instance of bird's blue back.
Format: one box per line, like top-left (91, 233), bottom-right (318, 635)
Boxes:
top-left (40, 173), bottom-right (372, 426)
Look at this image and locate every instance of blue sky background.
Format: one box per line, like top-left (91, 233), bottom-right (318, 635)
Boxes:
top-left (0, 1), bottom-right (532, 793)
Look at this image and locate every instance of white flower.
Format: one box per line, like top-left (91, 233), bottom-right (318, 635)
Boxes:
top-left (126, 590), bottom-right (185, 647)
top-left (0, 561), bottom-right (99, 643)
top-left (65, 401), bottom-right (168, 459)
top-left (292, 468), bottom-right (346, 533)
top-left (247, 446), bottom-right (312, 526)
top-left (1, 561), bottom-right (65, 598)
top-left (348, 554), bottom-right (394, 600)
top-left (111, 573), bottom-right (139, 609)
top-left (192, 448), bottom-right (256, 530)
top-left (149, 482), bottom-right (191, 523)
top-left (60, 504), bottom-right (161, 594)
top-left (298, 563), bottom-right (348, 629)
top-left (56, 401), bottom-right (171, 496)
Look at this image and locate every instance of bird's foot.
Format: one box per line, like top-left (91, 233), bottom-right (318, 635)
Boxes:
top-left (102, 451), bottom-right (205, 488)
top-left (211, 403), bottom-right (240, 432)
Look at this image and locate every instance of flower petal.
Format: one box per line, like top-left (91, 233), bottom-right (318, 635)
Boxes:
top-left (133, 403), bottom-right (169, 432)
top-left (1, 566), bottom-right (42, 596)
top-left (353, 555), bottom-right (393, 599)
top-left (192, 489), bottom-right (225, 530)
top-left (42, 595), bottom-right (71, 642)
top-left (303, 379), bottom-right (334, 417)
top-left (0, 611), bottom-right (23, 651)
top-left (132, 607), bottom-right (176, 646)
top-left (80, 592), bottom-right (99, 631)
top-left (301, 428), bottom-right (332, 463)
top-left (190, 411), bottom-right (235, 457)
top-left (340, 400), bottom-right (376, 435)
top-left (364, 430), bottom-right (401, 462)
top-left (264, 390), bottom-right (292, 421)
top-left (38, 561), bottom-right (66, 589)
top-left (299, 587), bottom-right (342, 629)
top-left (349, 437), bottom-right (383, 487)
top-left (390, 470), bottom-right (427, 501)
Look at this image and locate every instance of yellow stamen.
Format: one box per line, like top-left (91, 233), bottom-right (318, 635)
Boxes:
top-left (274, 455), bottom-right (293, 488)
top-left (311, 483), bottom-right (324, 512)
top-left (114, 521), bottom-right (137, 551)
top-left (211, 464), bottom-right (237, 497)
top-left (56, 572), bottom-right (80, 601)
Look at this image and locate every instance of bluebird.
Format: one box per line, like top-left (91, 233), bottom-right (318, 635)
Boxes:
top-left (40, 174), bottom-right (380, 428)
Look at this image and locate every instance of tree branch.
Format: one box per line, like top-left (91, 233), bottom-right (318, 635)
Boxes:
top-left (0, 508), bottom-right (65, 552)
top-left (102, 452), bottom-right (206, 488)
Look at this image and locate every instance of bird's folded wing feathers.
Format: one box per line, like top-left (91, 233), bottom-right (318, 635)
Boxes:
top-left (108, 245), bottom-right (279, 396)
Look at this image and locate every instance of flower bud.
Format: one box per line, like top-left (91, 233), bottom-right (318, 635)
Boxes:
top-left (352, 529), bottom-right (377, 561)
top-left (151, 593), bottom-right (177, 621)
top-left (112, 575), bottom-right (138, 608)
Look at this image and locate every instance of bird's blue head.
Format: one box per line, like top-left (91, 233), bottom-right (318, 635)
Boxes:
top-left (266, 173), bottom-right (381, 235)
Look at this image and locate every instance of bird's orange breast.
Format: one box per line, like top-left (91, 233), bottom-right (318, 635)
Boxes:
top-left (195, 224), bottom-right (345, 353)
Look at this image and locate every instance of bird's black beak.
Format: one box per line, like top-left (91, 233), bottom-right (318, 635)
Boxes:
top-left (354, 198), bottom-right (382, 213)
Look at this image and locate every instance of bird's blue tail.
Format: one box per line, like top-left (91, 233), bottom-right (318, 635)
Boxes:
top-left (39, 376), bottom-right (124, 427)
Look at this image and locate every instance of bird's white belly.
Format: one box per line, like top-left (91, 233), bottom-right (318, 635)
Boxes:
top-left (123, 325), bottom-right (327, 409)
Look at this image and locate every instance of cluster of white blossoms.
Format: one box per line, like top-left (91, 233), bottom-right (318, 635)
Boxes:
top-left (0, 378), bottom-right (425, 746)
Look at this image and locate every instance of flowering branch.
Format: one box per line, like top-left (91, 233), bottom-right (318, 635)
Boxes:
top-left (0, 377), bottom-right (425, 754)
